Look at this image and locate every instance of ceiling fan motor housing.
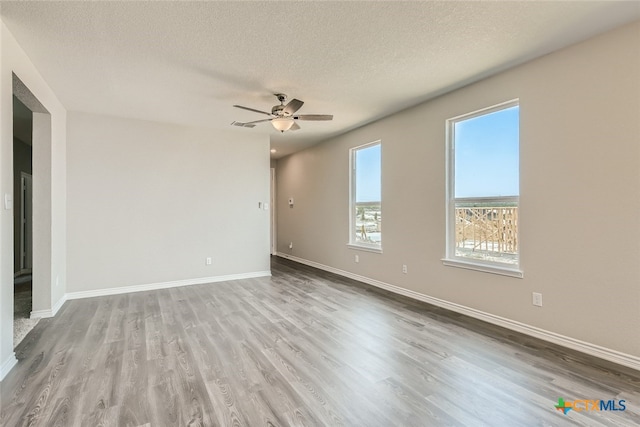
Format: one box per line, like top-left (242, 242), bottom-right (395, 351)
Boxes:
top-left (273, 93), bottom-right (288, 116)
top-left (272, 105), bottom-right (285, 116)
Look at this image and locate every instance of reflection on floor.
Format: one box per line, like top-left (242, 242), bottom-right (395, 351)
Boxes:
top-left (14, 274), bottom-right (39, 348)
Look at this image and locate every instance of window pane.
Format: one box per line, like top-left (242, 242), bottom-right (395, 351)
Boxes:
top-left (448, 102), bottom-right (519, 268)
top-left (353, 143), bottom-right (381, 246)
top-left (355, 145), bottom-right (381, 203)
top-left (454, 106), bottom-right (519, 198)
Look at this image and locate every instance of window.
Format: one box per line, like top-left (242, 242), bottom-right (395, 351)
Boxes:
top-left (445, 100), bottom-right (521, 277)
top-left (349, 141), bottom-right (381, 251)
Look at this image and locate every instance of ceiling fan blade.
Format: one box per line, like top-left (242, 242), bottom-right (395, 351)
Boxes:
top-left (233, 105), bottom-right (272, 116)
top-left (293, 114), bottom-right (333, 121)
top-left (290, 122), bottom-right (301, 131)
top-left (231, 121), bottom-right (256, 128)
top-left (283, 99), bottom-right (304, 115)
top-left (243, 118), bottom-right (273, 125)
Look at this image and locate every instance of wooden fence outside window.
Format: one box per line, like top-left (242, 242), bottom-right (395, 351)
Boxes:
top-left (455, 206), bottom-right (518, 254)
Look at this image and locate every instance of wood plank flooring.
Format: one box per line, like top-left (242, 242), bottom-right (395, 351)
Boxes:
top-left (1, 257), bottom-right (639, 426)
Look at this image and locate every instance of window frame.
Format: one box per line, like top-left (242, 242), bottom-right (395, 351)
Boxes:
top-left (444, 99), bottom-right (523, 278)
top-left (348, 140), bottom-right (382, 253)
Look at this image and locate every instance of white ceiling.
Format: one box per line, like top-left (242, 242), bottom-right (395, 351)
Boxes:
top-left (1, 1), bottom-right (638, 158)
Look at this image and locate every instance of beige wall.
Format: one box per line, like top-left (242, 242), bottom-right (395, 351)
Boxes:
top-left (66, 112), bottom-right (271, 292)
top-left (1, 21), bottom-right (67, 378)
top-left (276, 22), bottom-right (640, 358)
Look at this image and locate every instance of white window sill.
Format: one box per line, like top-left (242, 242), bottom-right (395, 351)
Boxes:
top-left (347, 243), bottom-right (383, 254)
top-left (442, 258), bottom-right (523, 278)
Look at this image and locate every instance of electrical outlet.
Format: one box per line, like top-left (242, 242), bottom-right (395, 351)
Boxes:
top-left (532, 292), bottom-right (542, 307)
top-left (206, 257), bottom-right (212, 265)
top-left (402, 264), bottom-right (408, 274)
top-left (289, 242), bottom-right (293, 249)
top-left (355, 254), bottom-right (359, 263)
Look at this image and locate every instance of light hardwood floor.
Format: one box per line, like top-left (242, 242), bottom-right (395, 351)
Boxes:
top-left (1, 257), bottom-right (639, 426)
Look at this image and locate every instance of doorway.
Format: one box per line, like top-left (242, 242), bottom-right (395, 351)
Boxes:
top-left (270, 167), bottom-right (277, 255)
top-left (13, 95), bottom-right (36, 347)
top-left (20, 172), bottom-right (33, 273)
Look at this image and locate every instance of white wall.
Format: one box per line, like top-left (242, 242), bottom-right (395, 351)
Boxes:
top-left (67, 112), bottom-right (270, 293)
top-left (276, 22), bottom-right (640, 362)
top-left (0, 21), bottom-right (67, 379)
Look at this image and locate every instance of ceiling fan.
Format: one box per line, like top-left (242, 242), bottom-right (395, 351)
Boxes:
top-left (232, 93), bottom-right (333, 132)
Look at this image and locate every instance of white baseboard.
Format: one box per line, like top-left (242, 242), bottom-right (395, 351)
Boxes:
top-left (64, 270), bottom-right (272, 301)
top-left (2, 270), bottom-right (271, 380)
top-left (31, 294), bottom-right (67, 319)
top-left (277, 253), bottom-right (640, 372)
top-left (0, 353), bottom-right (18, 381)
top-left (31, 271), bottom-right (272, 316)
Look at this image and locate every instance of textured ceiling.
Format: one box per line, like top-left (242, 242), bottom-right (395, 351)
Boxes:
top-left (1, 1), bottom-right (639, 158)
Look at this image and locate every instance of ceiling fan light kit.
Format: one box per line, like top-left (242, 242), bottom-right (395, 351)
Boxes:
top-left (271, 117), bottom-right (295, 132)
top-left (232, 93), bottom-right (333, 133)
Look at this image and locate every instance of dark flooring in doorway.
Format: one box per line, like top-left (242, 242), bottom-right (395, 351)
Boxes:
top-left (14, 274), bottom-right (39, 348)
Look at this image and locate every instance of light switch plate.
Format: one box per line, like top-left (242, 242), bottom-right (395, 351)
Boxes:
top-left (532, 292), bottom-right (543, 307)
